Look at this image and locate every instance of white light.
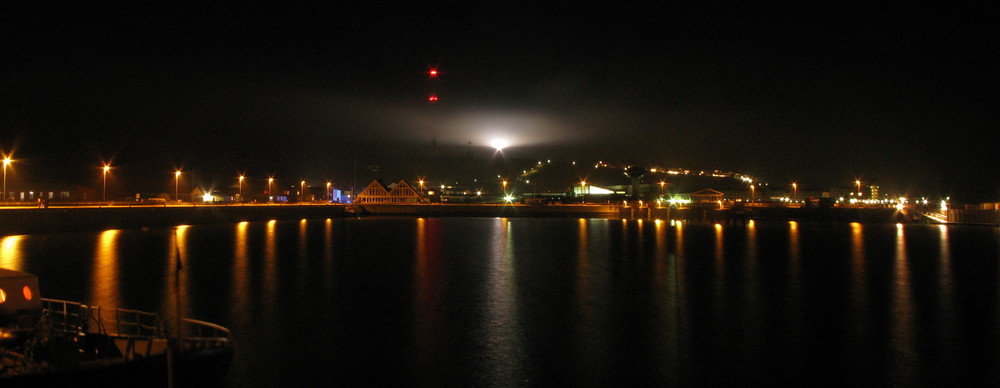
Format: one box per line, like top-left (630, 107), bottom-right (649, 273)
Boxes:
top-left (489, 138), bottom-right (509, 151)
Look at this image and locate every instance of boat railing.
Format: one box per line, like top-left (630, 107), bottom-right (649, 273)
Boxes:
top-left (40, 299), bottom-right (231, 352)
top-left (181, 318), bottom-right (231, 351)
top-left (41, 298), bottom-right (162, 339)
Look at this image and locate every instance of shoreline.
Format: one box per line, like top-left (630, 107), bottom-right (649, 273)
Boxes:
top-left (0, 203), bottom-right (931, 236)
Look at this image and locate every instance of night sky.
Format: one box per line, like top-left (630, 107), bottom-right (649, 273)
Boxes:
top-left (2, 4), bottom-right (997, 201)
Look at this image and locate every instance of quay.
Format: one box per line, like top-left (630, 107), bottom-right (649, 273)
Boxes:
top-left (0, 201), bottom-right (942, 236)
top-left (0, 203), bottom-right (347, 235)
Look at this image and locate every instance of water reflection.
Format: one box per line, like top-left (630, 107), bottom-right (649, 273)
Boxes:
top-left (713, 223), bottom-right (725, 319)
top-left (263, 220), bottom-right (277, 322)
top-left (653, 219), bottom-right (680, 379)
top-left (92, 229), bottom-right (121, 308)
top-left (847, 222), bottom-right (868, 359)
top-left (231, 222), bottom-right (250, 323)
top-left (0, 235), bottom-right (25, 270)
top-left (575, 218), bottom-right (591, 317)
top-left (323, 219), bottom-right (334, 292)
top-left (413, 217), bottom-right (445, 371)
top-left (2, 219), bottom-right (997, 386)
top-left (788, 221), bottom-right (801, 286)
top-left (935, 225), bottom-right (956, 363)
top-left (164, 225), bottom-right (190, 321)
top-left (482, 218), bottom-right (524, 385)
top-left (892, 224), bottom-right (917, 383)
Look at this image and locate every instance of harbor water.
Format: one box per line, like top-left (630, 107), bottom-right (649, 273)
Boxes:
top-left (2, 218), bottom-right (998, 386)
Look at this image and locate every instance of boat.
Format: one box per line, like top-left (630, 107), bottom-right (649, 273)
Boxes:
top-left (0, 268), bottom-right (233, 387)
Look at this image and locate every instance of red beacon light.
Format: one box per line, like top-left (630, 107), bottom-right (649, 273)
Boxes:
top-left (428, 95), bottom-right (439, 102)
top-left (428, 69), bottom-right (438, 77)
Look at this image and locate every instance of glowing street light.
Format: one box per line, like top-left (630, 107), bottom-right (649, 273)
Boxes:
top-left (580, 180), bottom-right (587, 203)
top-left (2, 156), bottom-right (11, 202)
top-left (750, 184), bottom-right (756, 202)
top-left (659, 181), bottom-right (666, 195)
top-left (301, 180), bottom-right (306, 201)
top-left (855, 179), bottom-right (862, 196)
top-left (238, 175), bottom-right (245, 202)
top-left (102, 164), bottom-right (111, 202)
top-left (326, 181), bottom-right (332, 201)
top-left (792, 182), bottom-right (798, 203)
top-left (174, 170), bottom-right (182, 203)
top-left (268, 177), bottom-right (274, 202)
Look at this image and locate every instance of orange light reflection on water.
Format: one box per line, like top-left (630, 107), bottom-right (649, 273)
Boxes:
top-left (892, 223), bottom-right (917, 384)
top-left (92, 229), bottom-right (121, 308)
top-left (231, 221), bottom-right (250, 321)
top-left (0, 235), bottom-right (25, 270)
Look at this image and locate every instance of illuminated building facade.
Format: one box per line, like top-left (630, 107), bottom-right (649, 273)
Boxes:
top-left (355, 179), bottom-right (424, 204)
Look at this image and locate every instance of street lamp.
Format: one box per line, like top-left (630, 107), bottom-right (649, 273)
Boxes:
top-left (238, 175), bottom-right (245, 202)
top-left (174, 170), bottom-right (182, 203)
top-left (659, 181), bottom-right (666, 196)
top-left (301, 181), bottom-right (307, 201)
top-left (326, 181), bottom-right (332, 202)
top-left (580, 180), bottom-right (587, 204)
top-left (268, 177), bottom-right (274, 202)
top-left (102, 164), bottom-right (111, 202)
top-left (792, 182), bottom-right (798, 203)
top-left (3, 156), bottom-right (12, 202)
top-left (750, 184), bottom-right (756, 202)
top-left (855, 179), bottom-right (862, 196)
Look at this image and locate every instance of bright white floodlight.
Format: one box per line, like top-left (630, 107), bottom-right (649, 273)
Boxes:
top-left (489, 138), bottom-right (509, 151)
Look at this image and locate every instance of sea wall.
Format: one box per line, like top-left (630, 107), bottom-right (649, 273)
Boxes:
top-left (355, 203), bottom-right (619, 218)
top-left (619, 205), bottom-right (905, 224)
top-left (0, 204), bottom-right (347, 235)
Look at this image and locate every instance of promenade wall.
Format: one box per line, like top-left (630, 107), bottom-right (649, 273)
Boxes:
top-left (356, 204), bottom-right (619, 218)
top-left (0, 204), bottom-right (347, 235)
top-left (0, 202), bottom-right (922, 236)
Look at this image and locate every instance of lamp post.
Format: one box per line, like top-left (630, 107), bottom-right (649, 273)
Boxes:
top-left (238, 175), bottom-right (245, 202)
top-left (326, 182), bottom-right (332, 202)
top-left (855, 179), bottom-right (862, 196)
top-left (3, 156), bottom-right (11, 202)
top-left (268, 178), bottom-right (274, 202)
top-left (102, 164), bottom-right (111, 202)
top-left (580, 180), bottom-right (587, 204)
top-left (174, 170), bottom-right (182, 203)
top-left (750, 184), bottom-right (756, 202)
top-left (301, 181), bottom-right (307, 202)
top-left (792, 182), bottom-right (797, 203)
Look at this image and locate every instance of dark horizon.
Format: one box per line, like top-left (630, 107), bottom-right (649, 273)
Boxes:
top-left (2, 4), bottom-right (997, 202)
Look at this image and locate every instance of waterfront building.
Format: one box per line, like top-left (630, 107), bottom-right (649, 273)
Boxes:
top-left (355, 179), bottom-right (424, 204)
top-left (690, 188), bottom-right (724, 204)
top-left (4, 183), bottom-right (97, 202)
